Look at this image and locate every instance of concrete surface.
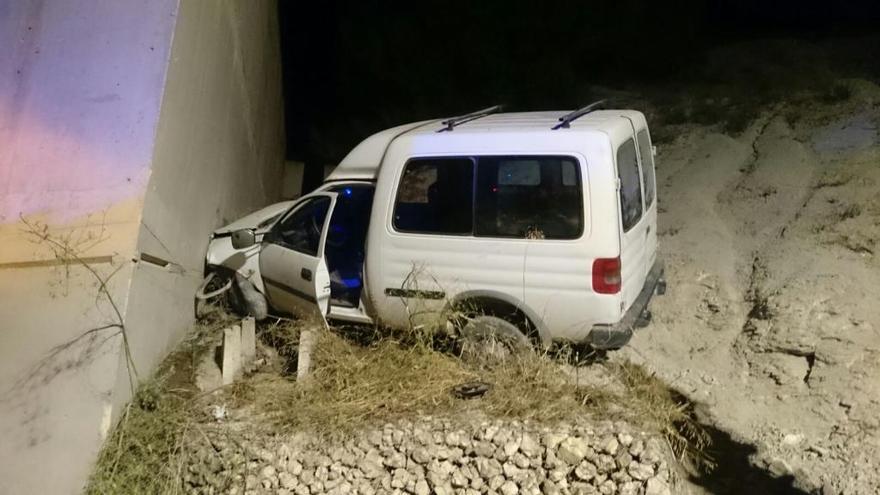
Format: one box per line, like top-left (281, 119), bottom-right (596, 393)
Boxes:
top-left (0, 0), bottom-right (285, 492)
top-left (282, 160), bottom-right (306, 199)
top-left (0, 1), bottom-right (178, 493)
top-left (120, 0), bottom-right (285, 402)
top-left (222, 324), bottom-right (243, 386)
top-left (242, 316), bottom-right (257, 366)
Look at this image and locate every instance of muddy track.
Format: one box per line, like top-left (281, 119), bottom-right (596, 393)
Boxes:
top-left (619, 85), bottom-right (880, 494)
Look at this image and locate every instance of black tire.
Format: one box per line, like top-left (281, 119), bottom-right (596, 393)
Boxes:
top-left (460, 315), bottom-right (531, 361)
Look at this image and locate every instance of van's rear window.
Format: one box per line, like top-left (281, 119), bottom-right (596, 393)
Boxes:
top-left (393, 155), bottom-right (583, 240)
top-left (475, 156), bottom-right (582, 239)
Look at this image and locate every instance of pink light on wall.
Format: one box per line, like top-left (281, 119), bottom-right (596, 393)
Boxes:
top-left (0, 0), bottom-right (179, 225)
top-left (0, 99), bottom-right (149, 224)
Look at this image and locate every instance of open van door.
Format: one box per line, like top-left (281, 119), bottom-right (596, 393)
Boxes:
top-left (259, 192), bottom-right (338, 324)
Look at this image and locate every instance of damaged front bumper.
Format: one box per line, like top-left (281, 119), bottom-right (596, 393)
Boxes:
top-left (587, 260), bottom-right (666, 350)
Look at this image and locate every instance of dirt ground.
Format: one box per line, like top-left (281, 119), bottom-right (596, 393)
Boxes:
top-left (88, 72), bottom-right (880, 494)
top-left (617, 79), bottom-right (880, 494)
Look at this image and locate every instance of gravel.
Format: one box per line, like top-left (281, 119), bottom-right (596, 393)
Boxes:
top-left (183, 418), bottom-right (674, 495)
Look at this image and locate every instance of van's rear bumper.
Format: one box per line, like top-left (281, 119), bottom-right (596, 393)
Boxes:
top-left (587, 260), bottom-right (665, 350)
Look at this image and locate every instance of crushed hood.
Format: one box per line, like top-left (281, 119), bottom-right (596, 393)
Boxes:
top-left (212, 200), bottom-right (295, 235)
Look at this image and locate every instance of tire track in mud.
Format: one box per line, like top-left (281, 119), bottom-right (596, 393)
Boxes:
top-left (621, 110), bottom-right (834, 494)
top-left (716, 115), bottom-right (829, 408)
top-left (693, 113), bottom-right (824, 493)
top-left (626, 87), bottom-right (880, 492)
top-left (717, 114), bottom-right (823, 354)
top-left (731, 108), bottom-right (880, 494)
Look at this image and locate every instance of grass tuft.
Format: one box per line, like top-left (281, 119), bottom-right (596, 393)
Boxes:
top-left (609, 361), bottom-right (715, 470)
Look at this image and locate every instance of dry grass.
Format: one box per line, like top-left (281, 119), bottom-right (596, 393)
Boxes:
top-left (86, 314), bottom-right (233, 495)
top-left (87, 384), bottom-right (194, 495)
top-left (89, 318), bottom-right (713, 493)
top-left (254, 327), bottom-right (596, 432)
top-left (610, 361), bottom-right (715, 469)
top-left (256, 328), bottom-right (475, 431)
top-left (246, 322), bottom-right (711, 466)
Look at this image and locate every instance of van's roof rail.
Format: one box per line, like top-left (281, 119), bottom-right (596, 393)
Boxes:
top-left (438, 105), bottom-right (504, 132)
top-left (552, 100), bottom-right (607, 130)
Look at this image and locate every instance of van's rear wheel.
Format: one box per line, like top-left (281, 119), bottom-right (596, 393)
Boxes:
top-left (460, 315), bottom-right (531, 362)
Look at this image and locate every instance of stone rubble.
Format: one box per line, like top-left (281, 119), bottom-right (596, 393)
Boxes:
top-left (183, 419), bottom-right (674, 495)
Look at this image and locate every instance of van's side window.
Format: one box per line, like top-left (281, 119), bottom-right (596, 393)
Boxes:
top-left (274, 196), bottom-right (331, 256)
top-left (617, 139), bottom-right (643, 231)
top-left (636, 130), bottom-right (656, 208)
top-left (475, 156), bottom-right (583, 239)
top-left (393, 158), bottom-right (474, 234)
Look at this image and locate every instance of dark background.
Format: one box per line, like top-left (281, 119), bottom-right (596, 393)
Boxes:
top-left (278, 0), bottom-right (880, 191)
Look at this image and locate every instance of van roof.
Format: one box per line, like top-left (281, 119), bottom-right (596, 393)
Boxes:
top-left (325, 110), bottom-right (644, 181)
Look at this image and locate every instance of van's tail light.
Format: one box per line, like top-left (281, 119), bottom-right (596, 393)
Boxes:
top-left (593, 257), bottom-right (621, 294)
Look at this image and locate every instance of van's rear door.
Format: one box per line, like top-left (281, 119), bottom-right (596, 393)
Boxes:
top-left (634, 127), bottom-right (658, 275)
top-left (614, 124), bottom-right (649, 312)
top-left (259, 192), bottom-right (338, 324)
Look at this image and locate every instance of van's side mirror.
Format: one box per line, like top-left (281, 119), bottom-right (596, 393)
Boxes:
top-left (231, 228), bottom-right (256, 249)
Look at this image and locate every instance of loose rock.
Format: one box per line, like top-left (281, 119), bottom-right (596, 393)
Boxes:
top-left (184, 419), bottom-right (673, 495)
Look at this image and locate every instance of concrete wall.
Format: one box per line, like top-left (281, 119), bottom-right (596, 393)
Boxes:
top-left (282, 160), bottom-right (306, 199)
top-left (117, 0), bottom-right (285, 418)
top-left (0, 1), bottom-right (179, 493)
top-left (0, 1), bottom-right (285, 492)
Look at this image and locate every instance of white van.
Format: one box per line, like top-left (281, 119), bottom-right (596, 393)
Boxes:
top-left (204, 104), bottom-right (665, 350)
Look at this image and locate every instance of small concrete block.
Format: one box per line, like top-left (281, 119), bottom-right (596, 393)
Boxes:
top-left (195, 345), bottom-right (223, 392)
top-left (241, 316), bottom-right (256, 367)
top-left (222, 324), bottom-right (242, 385)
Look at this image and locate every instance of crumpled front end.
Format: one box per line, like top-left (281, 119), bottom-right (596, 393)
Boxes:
top-left (198, 200), bottom-right (295, 319)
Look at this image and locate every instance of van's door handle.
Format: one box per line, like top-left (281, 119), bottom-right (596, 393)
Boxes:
top-left (301, 268), bottom-right (312, 281)
top-left (646, 225), bottom-right (651, 236)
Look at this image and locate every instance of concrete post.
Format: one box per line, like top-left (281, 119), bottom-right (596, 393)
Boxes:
top-left (297, 329), bottom-right (315, 381)
top-left (222, 324), bottom-right (242, 385)
top-left (241, 316), bottom-right (256, 370)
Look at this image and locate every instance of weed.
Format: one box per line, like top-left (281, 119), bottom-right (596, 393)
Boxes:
top-left (608, 361), bottom-right (715, 470)
top-left (252, 328), bottom-right (476, 434)
top-left (87, 373), bottom-right (194, 494)
top-left (86, 315), bottom-right (235, 494)
top-left (240, 323), bottom-right (711, 468)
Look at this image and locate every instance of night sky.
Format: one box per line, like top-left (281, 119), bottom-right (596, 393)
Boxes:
top-left (279, 0), bottom-right (880, 189)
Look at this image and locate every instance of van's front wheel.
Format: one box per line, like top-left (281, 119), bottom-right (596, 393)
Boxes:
top-left (459, 315), bottom-right (531, 362)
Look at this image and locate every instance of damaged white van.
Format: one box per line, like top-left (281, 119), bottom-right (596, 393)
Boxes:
top-left (203, 103), bottom-right (665, 350)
